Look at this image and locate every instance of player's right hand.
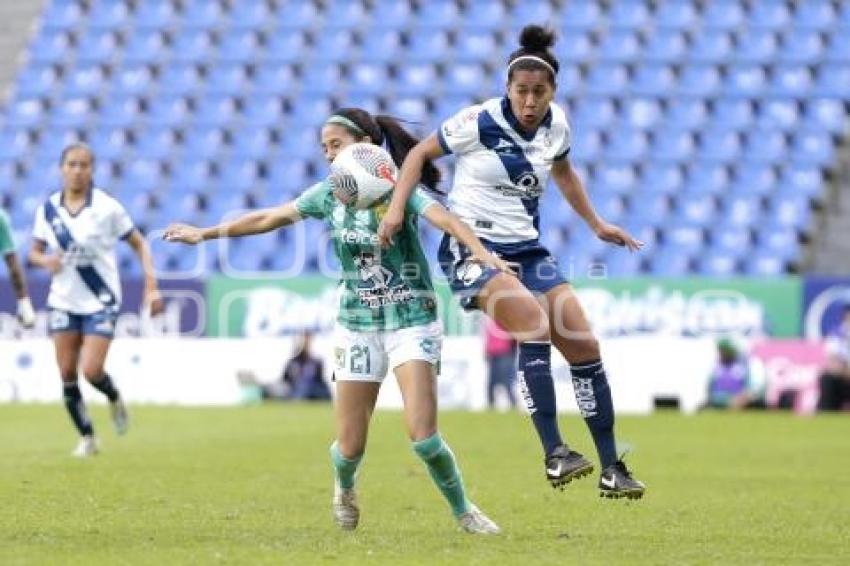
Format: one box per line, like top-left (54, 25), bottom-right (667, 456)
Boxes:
top-left (163, 223), bottom-right (203, 245)
top-left (377, 209), bottom-right (403, 248)
top-left (16, 297), bottom-right (35, 329)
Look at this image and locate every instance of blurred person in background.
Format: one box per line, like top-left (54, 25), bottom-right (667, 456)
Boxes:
top-left (817, 305), bottom-right (850, 412)
top-left (28, 143), bottom-right (163, 457)
top-left (0, 207), bottom-right (35, 328)
top-left (379, 25), bottom-right (645, 499)
top-left (484, 318), bottom-right (517, 409)
top-left (281, 331), bottom-right (330, 401)
top-left (165, 107), bottom-right (508, 534)
top-left (705, 338), bottom-right (766, 410)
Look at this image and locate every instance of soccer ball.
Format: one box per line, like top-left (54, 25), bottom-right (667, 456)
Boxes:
top-left (329, 142), bottom-right (398, 209)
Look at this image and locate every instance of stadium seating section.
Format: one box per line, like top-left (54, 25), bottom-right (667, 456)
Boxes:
top-left (1, 0), bottom-right (849, 277)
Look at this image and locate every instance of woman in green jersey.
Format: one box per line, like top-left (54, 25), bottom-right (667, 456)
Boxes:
top-left (164, 108), bottom-right (510, 535)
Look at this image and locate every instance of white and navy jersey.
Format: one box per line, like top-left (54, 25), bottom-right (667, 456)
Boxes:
top-left (32, 188), bottom-right (135, 314)
top-left (437, 97), bottom-right (571, 243)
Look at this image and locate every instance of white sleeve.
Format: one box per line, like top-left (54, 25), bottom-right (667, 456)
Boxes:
top-left (554, 120), bottom-right (572, 161)
top-left (437, 105), bottom-right (482, 155)
top-left (111, 199), bottom-right (135, 240)
top-left (32, 204), bottom-right (50, 244)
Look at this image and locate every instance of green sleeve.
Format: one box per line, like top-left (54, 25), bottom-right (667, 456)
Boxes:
top-left (294, 182), bottom-right (331, 220)
top-left (405, 188), bottom-right (437, 216)
top-left (0, 209), bottom-right (15, 256)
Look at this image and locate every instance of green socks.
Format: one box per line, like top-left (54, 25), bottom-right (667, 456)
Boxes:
top-left (412, 433), bottom-right (471, 517)
top-left (330, 441), bottom-right (362, 489)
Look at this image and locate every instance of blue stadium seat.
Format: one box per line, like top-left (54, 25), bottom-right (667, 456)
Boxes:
top-left (725, 64), bottom-right (767, 97)
top-left (585, 64), bottom-right (629, 96)
top-left (134, 128), bottom-right (179, 160)
top-left (640, 163), bottom-right (684, 195)
top-left (265, 32), bottom-right (309, 64)
top-left (709, 223), bottom-right (752, 254)
top-left (417, 0), bottom-right (460, 30)
top-left (49, 97), bottom-right (93, 128)
top-left (779, 163), bottom-right (824, 199)
top-left (712, 98), bottom-right (755, 130)
top-left (13, 64), bottom-right (60, 98)
top-left (594, 163), bottom-right (637, 194)
top-left (757, 99), bottom-right (800, 131)
top-left (510, 1), bottom-right (555, 28)
top-left (629, 64), bottom-right (676, 97)
top-left (677, 65), bottom-right (721, 97)
top-left (299, 63), bottom-right (344, 96)
top-left (219, 160), bottom-right (263, 193)
top-left (664, 221), bottom-right (707, 253)
top-left (741, 128), bottom-right (787, 164)
top-left (665, 99), bottom-right (708, 130)
top-left (698, 127), bottom-right (741, 163)
top-left (777, 30), bottom-right (824, 65)
top-left (311, 30), bottom-right (357, 63)
top-left (813, 64), bottom-right (850, 97)
top-left (177, 1), bottom-right (225, 30)
top-left (734, 30), bottom-right (778, 65)
top-left (359, 30), bottom-right (403, 64)
top-left (145, 95), bottom-right (191, 128)
top-left (87, 1), bottom-right (132, 30)
top-left (627, 190), bottom-right (671, 219)
top-left (461, 0), bottom-right (507, 31)
top-left (794, 1), bottom-right (836, 30)
top-left (644, 246), bottom-right (693, 276)
top-left (123, 30), bottom-right (168, 64)
top-left (572, 98), bottom-right (616, 131)
top-left (608, 1), bottom-right (650, 29)
top-left (743, 252), bottom-right (788, 276)
top-left (341, 93), bottom-right (381, 116)
top-left (443, 64), bottom-right (486, 97)
top-left (0, 130), bottom-right (32, 161)
top-left (157, 64), bottom-right (204, 96)
top-left (39, 1), bottom-right (83, 31)
top-left (454, 30), bottom-right (498, 63)
top-left (603, 128), bottom-right (648, 163)
top-left (651, 127), bottom-right (696, 163)
top-left (194, 95), bottom-right (240, 127)
top-left (790, 129), bottom-right (833, 165)
top-left (278, 126), bottom-right (321, 159)
top-left (385, 97), bottom-right (429, 123)
top-left (272, 1), bottom-right (320, 30)
top-left (28, 30), bottom-right (73, 64)
top-left (206, 65), bottom-right (250, 95)
top-left (134, 0), bottom-right (177, 30)
top-left (597, 31), bottom-right (641, 63)
top-left (824, 31), bottom-right (850, 63)
top-left (75, 29), bottom-right (120, 64)
top-left (688, 30), bottom-right (733, 64)
top-left (684, 161), bottom-right (729, 198)
top-left (88, 127), bottom-right (131, 161)
top-left (552, 64), bottom-right (582, 94)
top-left (702, 1), bottom-right (745, 30)
top-left (171, 29), bottom-right (216, 64)
top-left (673, 193), bottom-right (717, 226)
top-left (323, 0), bottom-right (368, 29)
top-left (697, 249), bottom-right (740, 276)
top-left (552, 31), bottom-right (593, 64)
top-left (348, 62), bottom-right (389, 96)
top-left (570, 128), bottom-right (602, 163)
top-left (755, 225), bottom-right (800, 260)
top-left (406, 30), bottom-right (451, 63)
top-left (183, 126), bottom-right (228, 159)
top-left (216, 30), bottom-right (263, 64)
top-left (748, 1), bottom-right (791, 30)
top-left (396, 63), bottom-right (439, 97)
top-left (367, 0), bottom-right (412, 30)
top-left (723, 195), bottom-right (763, 227)
top-left (560, 0), bottom-right (602, 30)
top-left (267, 156), bottom-right (311, 194)
top-left (223, 1), bottom-right (270, 29)
top-left (655, 1), bottom-right (697, 30)
top-left (241, 94), bottom-right (285, 128)
top-left (733, 163), bottom-right (778, 197)
top-left (600, 248), bottom-right (643, 277)
top-left (63, 65), bottom-right (108, 98)
top-left (770, 65), bottom-right (814, 98)
top-left (98, 94), bottom-right (143, 128)
top-left (253, 63), bottom-right (297, 95)
top-left (170, 158), bottom-right (214, 190)
top-left (123, 158), bottom-right (164, 191)
top-left (287, 98), bottom-right (333, 128)
top-left (641, 32), bottom-right (686, 63)
top-left (622, 98), bottom-right (661, 129)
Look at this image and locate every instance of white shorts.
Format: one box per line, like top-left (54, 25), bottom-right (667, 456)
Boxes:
top-left (332, 321), bottom-right (442, 383)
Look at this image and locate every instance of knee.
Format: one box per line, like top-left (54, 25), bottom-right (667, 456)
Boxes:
top-left (408, 425), bottom-right (437, 443)
top-left (59, 370), bottom-right (78, 383)
top-left (336, 431), bottom-right (366, 459)
top-left (81, 365), bottom-right (105, 383)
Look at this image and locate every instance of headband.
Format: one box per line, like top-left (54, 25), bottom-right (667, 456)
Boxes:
top-left (325, 115), bottom-right (367, 137)
top-left (507, 55), bottom-right (557, 77)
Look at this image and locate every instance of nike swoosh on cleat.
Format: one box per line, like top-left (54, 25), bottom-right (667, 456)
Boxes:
top-left (546, 465), bottom-right (564, 477)
top-left (600, 475), bottom-right (617, 489)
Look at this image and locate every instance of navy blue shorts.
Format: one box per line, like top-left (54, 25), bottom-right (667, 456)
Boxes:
top-left (48, 308), bottom-right (118, 338)
top-left (438, 235), bottom-right (568, 310)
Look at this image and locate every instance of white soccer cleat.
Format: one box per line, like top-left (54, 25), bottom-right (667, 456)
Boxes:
top-left (332, 481), bottom-right (360, 531)
top-left (457, 504), bottom-right (501, 535)
top-left (72, 435), bottom-right (99, 458)
top-left (110, 399), bottom-right (129, 436)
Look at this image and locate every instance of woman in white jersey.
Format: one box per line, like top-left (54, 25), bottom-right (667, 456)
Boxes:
top-left (29, 144), bottom-right (163, 457)
top-left (379, 26), bottom-right (646, 499)
top-left (164, 108), bottom-right (506, 534)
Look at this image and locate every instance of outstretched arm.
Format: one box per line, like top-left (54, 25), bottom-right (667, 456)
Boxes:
top-left (378, 134), bottom-right (445, 247)
top-left (551, 159), bottom-right (643, 252)
top-left (422, 203), bottom-right (516, 276)
top-left (164, 202), bottom-right (303, 244)
top-left (126, 229), bottom-right (164, 315)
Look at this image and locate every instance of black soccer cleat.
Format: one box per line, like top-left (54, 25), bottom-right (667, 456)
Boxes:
top-left (599, 460), bottom-right (646, 500)
top-left (545, 445), bottom-right (595, 489)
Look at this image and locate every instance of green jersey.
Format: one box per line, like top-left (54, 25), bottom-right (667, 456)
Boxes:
top-left (0, 209), bottom-right (15, 256)
top-left (295, 181), bottom-right (439, 331)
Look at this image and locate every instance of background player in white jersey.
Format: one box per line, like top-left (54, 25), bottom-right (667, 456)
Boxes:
top-left (0, 207), bottom-right (35, 328)
top-left (164, 108), bottom-right (507, 534)
top-left (28, 144), bottom-right (163, 457)
top-left (380, 26), bottom-right (646, 499)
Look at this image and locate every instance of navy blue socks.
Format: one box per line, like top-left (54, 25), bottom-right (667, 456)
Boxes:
top-left (63, 382), bottom-right (93, 437)
top-left (518, 341), bottom-right (563, 456)
top-left (570, 360), bottom-right (617, 468)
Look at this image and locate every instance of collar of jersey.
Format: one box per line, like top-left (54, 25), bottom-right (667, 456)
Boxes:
top-left (59, 188), bottom-right (93, 218)
top-left (500, 96), bottom-right (553, 142)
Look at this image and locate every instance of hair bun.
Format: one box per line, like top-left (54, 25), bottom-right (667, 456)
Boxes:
top-left (519, 25), bottom-right (555, 51)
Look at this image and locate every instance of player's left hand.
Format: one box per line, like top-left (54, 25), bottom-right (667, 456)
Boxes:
top-left (471, 252), bottom-right (518, 277)
top-left (163, 223), bottom-right (203, 245)
top-left (595, 222), bottom-right (644, 252)
top-left (16, 297), bottom-right (36, 329)
top-left (145, 289), bottom-right (165, 316)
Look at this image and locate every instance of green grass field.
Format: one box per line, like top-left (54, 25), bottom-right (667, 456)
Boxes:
top-left (1, 405), bottom-right (847, 565)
